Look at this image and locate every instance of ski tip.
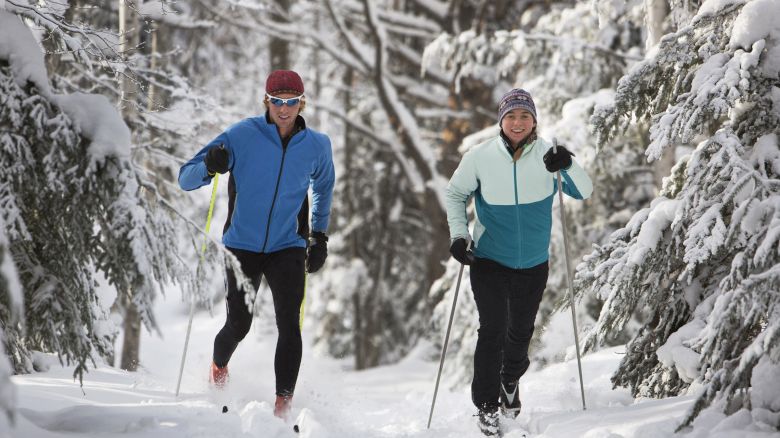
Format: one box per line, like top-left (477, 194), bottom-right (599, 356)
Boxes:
top-left (293, 424), bottom-right (300, 433)
top-left (222, 405), bottom-right (228, 413)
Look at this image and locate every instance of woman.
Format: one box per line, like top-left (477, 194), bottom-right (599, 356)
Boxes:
top-left (444, 88), bottom-right (592, 435)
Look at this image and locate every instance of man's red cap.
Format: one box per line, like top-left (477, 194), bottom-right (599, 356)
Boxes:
top-left (265, 70), bottom-right (304, 95)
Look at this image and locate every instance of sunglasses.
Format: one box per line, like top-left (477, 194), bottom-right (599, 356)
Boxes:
top-left (266, 94), bottom-right (304, 107)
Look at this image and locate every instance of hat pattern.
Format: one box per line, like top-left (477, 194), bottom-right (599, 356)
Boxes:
top-left (498, 89), bottom-right (536, 124)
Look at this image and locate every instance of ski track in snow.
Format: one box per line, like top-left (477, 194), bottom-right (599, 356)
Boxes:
top-left (9, 293), bottom-right (773, 438)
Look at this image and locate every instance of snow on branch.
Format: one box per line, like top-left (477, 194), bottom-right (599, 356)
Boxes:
top-left (360, 0), bottom-right (445, 208)
top-left (590, 2), bottom-right (750, 158)
top-left (5, 0), bottom-right (120, 65)
top-left (574, 0), bottom-right (780, 426)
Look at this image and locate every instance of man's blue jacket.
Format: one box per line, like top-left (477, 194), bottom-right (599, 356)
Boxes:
top-left (179, 115), bottom-right (335, 254)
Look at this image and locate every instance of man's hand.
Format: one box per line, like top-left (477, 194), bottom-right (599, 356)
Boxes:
top-left (449, 238), bottom-right (474, 265)
top-left (306, 231), bottom-right (328, 273)
top-left (204, 145), bottom-right (230, 175)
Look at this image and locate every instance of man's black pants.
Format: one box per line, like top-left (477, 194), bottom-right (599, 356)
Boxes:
top-left (470, 257), bottom-right (549, 411)
top-left (213, 246), bottom-right (305, 396)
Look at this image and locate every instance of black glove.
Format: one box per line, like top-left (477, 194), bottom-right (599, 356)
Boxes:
top-left (449, 238), bottom-right (474, 265)
top-left (306, 231), bottom-right (328, 273)
top-left (543, 145), bottom-right (574, 173)
top-left (204, 145), bottom-right (230, 175)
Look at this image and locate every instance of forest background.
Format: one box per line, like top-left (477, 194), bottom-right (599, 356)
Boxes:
top-left (0, 0), bottom-right (778, 435)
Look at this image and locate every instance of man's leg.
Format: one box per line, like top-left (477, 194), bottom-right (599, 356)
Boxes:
top-left (213, 248), bottom-right (263, 368)
top-left (470, 259), bottom-right (511, 413)
top-left (262, 247), bottom-right (306, 397)
top-left (501, 261), bottom-right (549, 383)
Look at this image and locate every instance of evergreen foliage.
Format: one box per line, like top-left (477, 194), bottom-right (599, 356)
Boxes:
top-left (581, 0), bottom-right (780, 426)
top-left (0, 218), bottom-right (20, 428)
top-left (0, 27), bottom-right (187, 380)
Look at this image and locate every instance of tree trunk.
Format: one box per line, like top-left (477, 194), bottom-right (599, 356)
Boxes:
top-left (644, 0), bottom-right (675, 187)
top-left (117, 0), bottom-right (142, 371)
top-left (645, 0), bottom-right (668, 51)
top-left (269, 0), bottom-right (290, 69)
top-left (119, 295), bottom-right (141, 371)
top-left (146, 22), bottom-right (158, 112)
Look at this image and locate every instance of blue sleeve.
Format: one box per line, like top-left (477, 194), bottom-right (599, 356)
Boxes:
top-left (310, 136), bottom-right (335, 232)
top-left (558, 160), bottom-right (593, 200)
top-left (178, 133), bottom-right (233, 191)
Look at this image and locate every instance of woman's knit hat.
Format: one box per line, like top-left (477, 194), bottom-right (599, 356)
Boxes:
top-left (265, 70), bottom-right (304, 95)
top-left (498, 88), bottom-right (536, 124)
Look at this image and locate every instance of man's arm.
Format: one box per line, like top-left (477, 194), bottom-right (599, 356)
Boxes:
top-left (310, 137), bottom-right (336, 233)
top-left (178, 133), bottom-right (232, 191)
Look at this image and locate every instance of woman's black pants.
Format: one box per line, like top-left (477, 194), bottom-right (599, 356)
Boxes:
top-left (470, 258), bottom-right (549, 411)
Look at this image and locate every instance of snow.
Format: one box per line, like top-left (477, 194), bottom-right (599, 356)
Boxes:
top-left (7, 288), bottom-right (776, 438)
top-left (0, 10), bottom-right (50, 94)
top-left (627, 198), bottom-right (680, 265)
top-left (411, 0), bottom-right (449, 20)
top-left (0, 219), bottom-right (22, 315)
top-left (696, 0), bottom-right (745, 17)
top-left (139, 1), bottom-right (216, 29)
top-left (751, 356), bottom-right (780, 412)
top-left (54, 93), bottom-right (132, 162)
top-left (750, 133), bottom-right (780, 175)
top-left (0, 9), bottom-right (131, 163)
top-left (728, 0), bottom-right (780, 51)
top-left (655, 319), bottom-right (705, 383)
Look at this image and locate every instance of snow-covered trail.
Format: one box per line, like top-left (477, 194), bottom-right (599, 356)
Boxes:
top-left (10, 293), bottom-right (768, 438)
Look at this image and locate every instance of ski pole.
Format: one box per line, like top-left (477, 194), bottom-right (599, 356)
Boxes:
top-left (175, 173), bottom-right (220, 397)
top-left (427, 262), bottom-right (465, 429)
top-left (552, 138), bottom-right (587, 411)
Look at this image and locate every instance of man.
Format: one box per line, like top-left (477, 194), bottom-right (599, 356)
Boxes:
top-left (445, 88), bottom-right (592, 435)
top-left (178, 70), bottom-right (335, 420)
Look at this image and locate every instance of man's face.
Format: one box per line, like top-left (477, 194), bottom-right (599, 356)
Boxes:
top-left (500, 109), bottom-right (535, 146)
top-left (267, 92), bottom-right (303, 132)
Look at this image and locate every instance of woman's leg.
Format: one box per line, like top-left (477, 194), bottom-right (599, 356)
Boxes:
top-left (501, 261), bottom-right (549, 383)
top-left (470, 259), bottom-right (511, 412)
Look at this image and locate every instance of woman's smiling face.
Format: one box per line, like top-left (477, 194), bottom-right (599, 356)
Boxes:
top-left (500, 109), bottom-right (536, 146)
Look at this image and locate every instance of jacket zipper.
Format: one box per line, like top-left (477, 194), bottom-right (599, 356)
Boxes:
top-left (261, 146), bottom-right (288, 252)
top-left (513, 161), bottom-right (522, 268)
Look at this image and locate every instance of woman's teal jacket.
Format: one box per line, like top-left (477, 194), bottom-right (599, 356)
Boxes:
top-left (446, 136), bottom-right (592, 269)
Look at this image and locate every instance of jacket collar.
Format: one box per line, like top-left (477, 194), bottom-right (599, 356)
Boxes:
top-left (257, 112), bottom-right (307, 147)
top-left (498, 131), bottom-right (537, 161)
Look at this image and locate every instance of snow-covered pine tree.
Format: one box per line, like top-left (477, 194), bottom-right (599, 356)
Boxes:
top-left (581, 0), bottom-right (780, 428)
top-left (0, 9), bottom-right (188, 379)
top-left (0, 218), bottom-right (21, 429)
